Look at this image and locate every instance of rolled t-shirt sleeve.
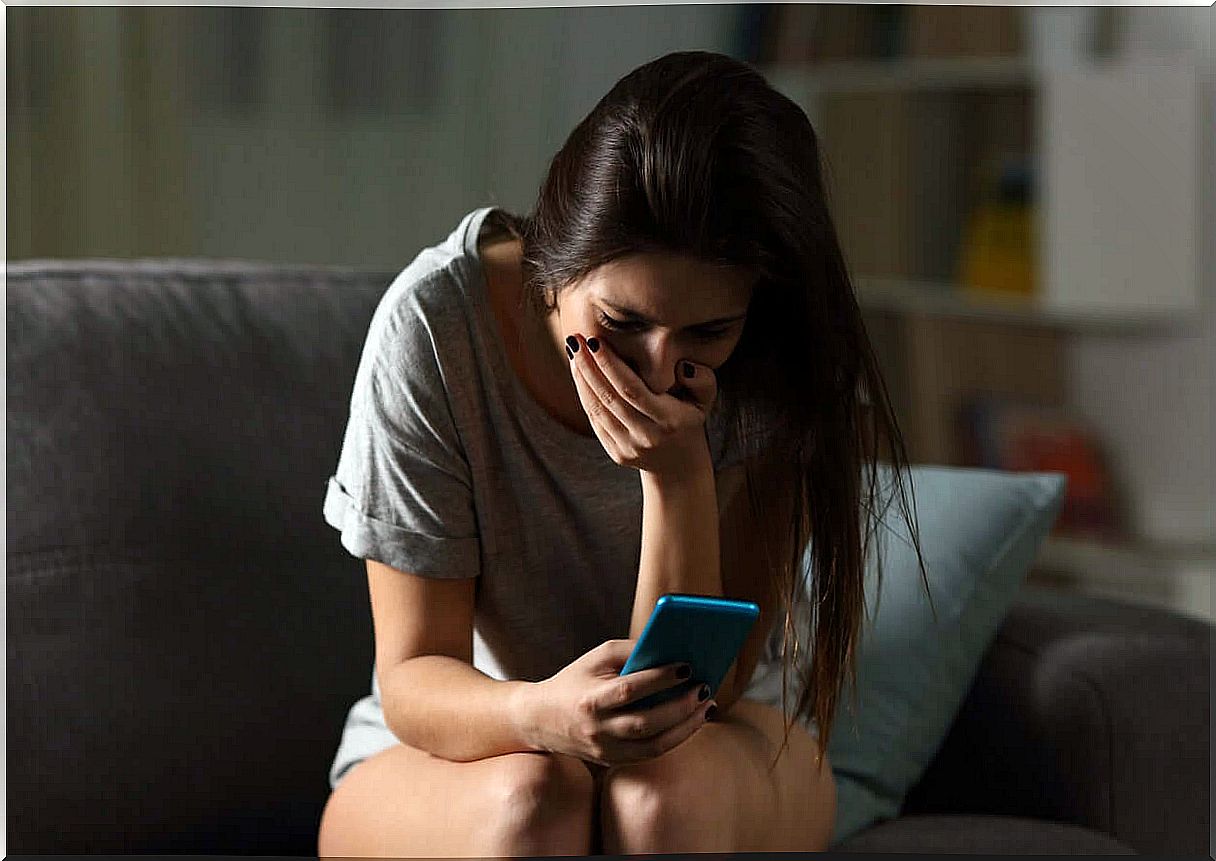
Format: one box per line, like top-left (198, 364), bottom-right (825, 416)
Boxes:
top-left (323, 282), bottom-right (480, 579)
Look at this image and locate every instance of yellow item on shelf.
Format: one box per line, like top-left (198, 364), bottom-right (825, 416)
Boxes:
top-left (957, 202), bottom-right (1038, 299)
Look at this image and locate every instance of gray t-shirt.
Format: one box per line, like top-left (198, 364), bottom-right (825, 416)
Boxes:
top-left (323, 206), bottom-right (790, 789)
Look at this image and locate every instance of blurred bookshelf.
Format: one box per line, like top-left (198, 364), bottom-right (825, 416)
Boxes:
top-left (749, 4), bottom-right (1210, 622)
top-left (855, 286), bottom-right (1214, 625)
top-left (764, 56), bottom-right (1035, 96)
top-left (854, 278), bottom-right (1193, 333)
top-left (755, 7), bottom-right (1202, 329)
top-left (1030, 534), bottom-right (1215, 625)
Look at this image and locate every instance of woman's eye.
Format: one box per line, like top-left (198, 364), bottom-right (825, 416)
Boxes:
top-left (596, 312), bottom-right (729, 340)
top-left (596, 312), bottom-right (637, 332)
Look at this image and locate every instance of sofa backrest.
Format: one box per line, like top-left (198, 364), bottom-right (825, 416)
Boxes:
top-left (7, 259), bottom-right (396, 854)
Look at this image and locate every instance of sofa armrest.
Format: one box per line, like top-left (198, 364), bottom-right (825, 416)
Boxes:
top-left (901, 586), bottom-right (1211, 856)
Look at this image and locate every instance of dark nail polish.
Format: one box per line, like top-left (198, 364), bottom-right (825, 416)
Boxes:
top-left (587, 337), bottom-right (600, 353)
top-left (682, 361), bottom-right (695, 378)
top-left (706, 704), bottom-right (719, 721)
top-left (698, 684), bottom-right (710, 702)
top-left (566, 345), bottom-right (574, 360)
top-left (565, 335), bottom-right (579, 353)
top-left (676, 664), bottom-right (691, 680)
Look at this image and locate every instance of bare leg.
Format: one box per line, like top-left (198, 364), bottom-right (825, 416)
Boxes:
top-left (583, 760), bottom-right (611, 855)
top-left (600, 699), bottom-right (835, 853)
top-left (318, 742), bottom-right (596, 858)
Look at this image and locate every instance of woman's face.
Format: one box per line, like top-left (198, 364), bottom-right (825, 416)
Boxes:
top-left (550, 252), bottom-right (756, 398)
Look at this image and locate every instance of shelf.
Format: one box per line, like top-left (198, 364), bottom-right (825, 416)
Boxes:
top-left (762, 57), bottom-right (1036, 97)
top-left (1030, 534), bottom-right (1215, 624)
top-left (761, 55), bottom-right (1195, 98)
top-left (765, 56), bottom-right (1203, 328)
top-left (1036, 533), bottom-right (1216, 581)
top-left (854, 278), bottom-right (1195, 333)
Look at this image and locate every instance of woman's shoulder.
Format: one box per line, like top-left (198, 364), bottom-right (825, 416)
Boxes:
top-left (377, 210), bottom-right (487, 319)
top-left (364, 209), bottom-right (491, 360)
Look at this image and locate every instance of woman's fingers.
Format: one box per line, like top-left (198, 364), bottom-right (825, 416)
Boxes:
top-left (601, 680), bottom-right (709, 737)
top-left (614, 696), bottom-right (716, 762)
top-left (589, 638), bottom-right (641, 673)
top-left (578, 335), bottom-right (665, 425)
top-left (567, 334), bottom-right (654, 430)
top-left (593, 663), bottom-right (691, 714)
top-left (565, 332), bottom-right (718, 473)
top-left (569, 348), bottom-right (628, 452)
top-left (675, 360), bottom-right (718, 413)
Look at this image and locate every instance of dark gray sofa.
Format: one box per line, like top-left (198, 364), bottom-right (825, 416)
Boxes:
top-left (8, 258), bottom-right (1211, 856)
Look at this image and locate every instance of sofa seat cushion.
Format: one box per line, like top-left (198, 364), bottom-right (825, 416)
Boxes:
top-left (833, 814), bottom-right (1136, 854)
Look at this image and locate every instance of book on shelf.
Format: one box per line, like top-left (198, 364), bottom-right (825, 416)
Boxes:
top-left (903, 5), bottom-right (1024, 58)
top-left (759, 4), bottom-right (1025, 65)
top-left (818, 90), bottom-right (966, 283)
top-left (762, 4), bottom-right (881, 64)
top-left (956, 395), bottom-right (1128, 543)
top-left (956, 155), bottom-right (1038, 300)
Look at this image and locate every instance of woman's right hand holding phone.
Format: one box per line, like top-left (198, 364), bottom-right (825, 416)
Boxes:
top-left (520, 639), bottom-right (716, 767)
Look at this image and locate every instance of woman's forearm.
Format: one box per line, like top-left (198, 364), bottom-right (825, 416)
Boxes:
top-left (632, 450), bottom-right (722, 639)
top-left (378, 655), bottom-right (538, 762)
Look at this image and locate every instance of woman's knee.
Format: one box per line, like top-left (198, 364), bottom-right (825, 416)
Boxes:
top-left (317, 746), bottom-right (595, 858)
top-left (486, 751), bottom-right (598, 849)
top-left (602, 751), bottom-right (725, 842)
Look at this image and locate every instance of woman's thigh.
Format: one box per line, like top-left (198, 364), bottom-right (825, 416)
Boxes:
top-left (317, 741), bottom-right (596, 858)
top-left (601, 697), bottom-right (836, 853)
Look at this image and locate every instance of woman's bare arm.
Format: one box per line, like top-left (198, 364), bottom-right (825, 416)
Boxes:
top-left (368, 559), bottom-right (535, 762)
top-left (631, 446), bottom-right (723, 638)
top-left (631, 456), bottom-right (781, 715)
top-left (631, 446), bottom-right (758, 710)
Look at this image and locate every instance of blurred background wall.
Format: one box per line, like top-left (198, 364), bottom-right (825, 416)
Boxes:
top-left (8, 5), bottom-right (744, 264)
top-left (7, 3), bottom-right (1213, 622)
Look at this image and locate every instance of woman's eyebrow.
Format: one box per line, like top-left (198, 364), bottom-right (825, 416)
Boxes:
top-left (600, 300), bottom-right (747, 328)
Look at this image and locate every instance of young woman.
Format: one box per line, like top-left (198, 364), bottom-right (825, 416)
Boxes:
top-left (317, 50), bottom-right (927, 857)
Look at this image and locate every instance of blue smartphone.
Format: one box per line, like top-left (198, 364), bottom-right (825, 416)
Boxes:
top-left (619, 593), bottom-right (760, 711)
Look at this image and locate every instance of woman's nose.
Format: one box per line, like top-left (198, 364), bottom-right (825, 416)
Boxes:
top-left (623, 351), bottom-right (682, 396)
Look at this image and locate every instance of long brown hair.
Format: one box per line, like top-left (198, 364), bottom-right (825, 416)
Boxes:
top-left (490, 50), bottom-right (932, 770)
